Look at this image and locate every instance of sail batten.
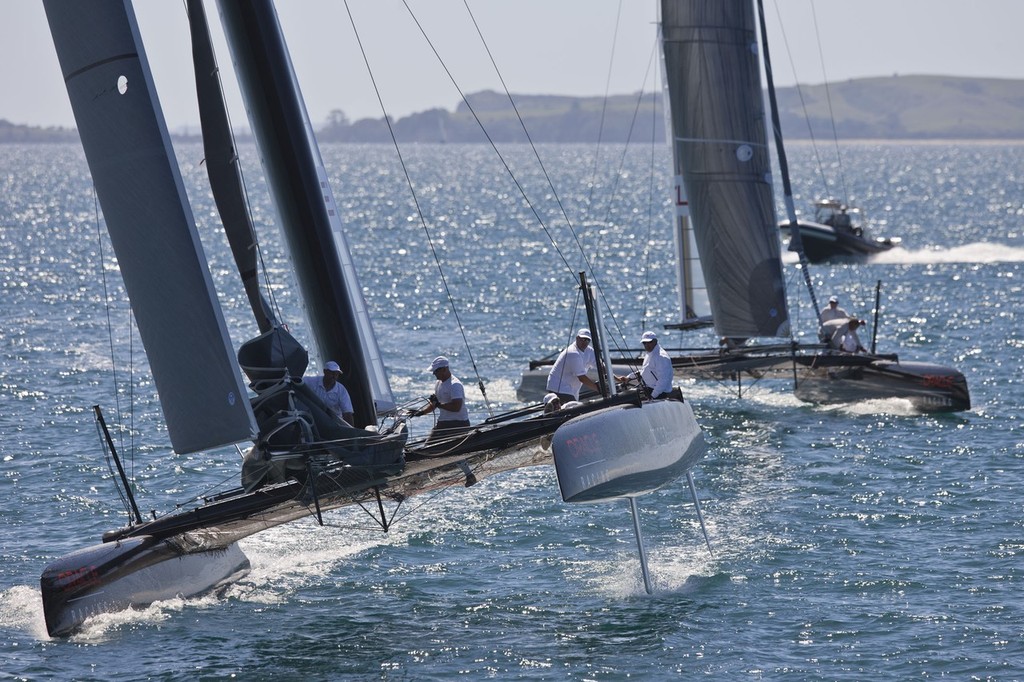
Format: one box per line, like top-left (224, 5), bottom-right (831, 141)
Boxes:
top-left (44, 0), bottom-right (257, 454)
top-left (661, 0), bottom-right (789, 339)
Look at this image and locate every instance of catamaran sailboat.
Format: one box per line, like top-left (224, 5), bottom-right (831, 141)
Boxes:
top-left (38, 0), bottom-right (707, 637)
top-left (519, 0), bottom-right (968, 413)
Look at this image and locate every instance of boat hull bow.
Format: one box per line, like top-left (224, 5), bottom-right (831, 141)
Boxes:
top-left (794, 359), bottom-right (970, 412)
top-left (552, 397), bottom-right (706, 503)
top-left (781, 219), bottom-right (898, 263)
top-left (40, 536), bottom-right (250, 638)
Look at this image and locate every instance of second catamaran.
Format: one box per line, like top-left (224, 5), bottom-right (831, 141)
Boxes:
top-left (519, 0), bottom-right (969, 413)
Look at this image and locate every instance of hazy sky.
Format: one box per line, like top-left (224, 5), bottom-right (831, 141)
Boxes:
top-left (3, 0), bottom-right (1023, 130)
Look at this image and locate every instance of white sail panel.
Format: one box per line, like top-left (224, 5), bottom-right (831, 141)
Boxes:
top-left (661, 0), bottom-right (789, 339)
top-left (671, 174), bottom-right (711, 322)
top-left (44, 0), bottom-right (257, 453)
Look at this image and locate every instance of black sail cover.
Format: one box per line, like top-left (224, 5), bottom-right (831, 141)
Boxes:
top-left (188, 0), bottom-right (276, 334)
top-left (44, 0), bottom-right (257, 453)
top-left (660, 0), bottom-right (790, 339)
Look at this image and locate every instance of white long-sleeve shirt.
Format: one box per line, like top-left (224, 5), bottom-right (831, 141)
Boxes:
top-left (634, 342), bottom-right (674, 397)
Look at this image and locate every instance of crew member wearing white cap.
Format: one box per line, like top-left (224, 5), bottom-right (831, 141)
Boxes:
top-left (545, 328), bottom-right (599, 402)
top-left (818, 296), bottom-right (850, 342)
top-left (413, 356), bottom-right (471, 442)
top-left (302, 360), bottom-right (355, 426)
top-left (616, 330), bottom-right (674, 399)
top-left (819, 296), bottom-right (848, 324)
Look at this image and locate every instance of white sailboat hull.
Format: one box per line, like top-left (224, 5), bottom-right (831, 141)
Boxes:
top-left (40, 536), bottom-right (250, 638)
top-left (552, 398), bottom-right (705, 503)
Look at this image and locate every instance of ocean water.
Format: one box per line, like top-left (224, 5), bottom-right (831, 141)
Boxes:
top-left (1, 141), bottom-right (1022, 680)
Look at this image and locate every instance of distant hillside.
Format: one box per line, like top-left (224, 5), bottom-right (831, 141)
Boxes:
top-left (315, 75), bottom-right (1024, 143)
top-left (774, 75), bottom-right (1024, 140)
top-left (4, 76), bottom-right (1024, 144)
top-left (0, 119), bottom-right (79, 144)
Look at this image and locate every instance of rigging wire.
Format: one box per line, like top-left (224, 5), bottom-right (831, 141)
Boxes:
top-left (638, 86), bottom-right (660, 336)
top-left (769, 0), bottom-right (829, 199)
top-left (458, 0), bottom-right (592, 281)
top-left (345, 0), bottom-right (627, 410)
top-left (585, 37), bottom-right (663, 356)
top-left (458, 0), bottom-right (648, 358)
top-left (457, 0), bottom-right (663, 362)
top-left (342, 0), bottom-right (496, 415)
top-left (757, 0), bottom-right (822, 321)
top-left (350, 0), bottom-right (653, 386)
top-left (770, 0), bottom-right (850, 205)
top-left (92, 189), bottom-right (135, 520)
top-left (769, 1), bottom-right (862, 316)
top-left (579, 0), bottom-right (626, 239)
top-left (808, 0), bottom-right (851, 203)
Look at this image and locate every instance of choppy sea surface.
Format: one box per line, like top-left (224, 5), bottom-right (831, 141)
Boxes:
top-left (1, 141), bottom-right (1022, 680)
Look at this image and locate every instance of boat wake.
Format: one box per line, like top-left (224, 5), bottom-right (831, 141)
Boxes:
top-left (871, 242), bottom-right (1024, 264)
top-left (782, 242), bottom-right (1024, 265)
top-left (230, 521), bottom-right (391, 601)
top-left (1, 585), bottom-right (50, 640)
top-left (818, 397), bottom-right (923, 417)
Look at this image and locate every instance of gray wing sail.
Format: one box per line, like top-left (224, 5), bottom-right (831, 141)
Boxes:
top-left (660, 0), bottom-right (789, 339)
top-left (44, 0), bottom-right (257, 453)
top-left (215, 0), bottom-right (397, 422)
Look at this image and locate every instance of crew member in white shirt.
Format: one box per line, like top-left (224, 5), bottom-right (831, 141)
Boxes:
top-left (546, 329), bottom-right (599, 402)
top-left (616, 330), bottom-right (674, 399)
top-left (302, 360), bottom-right (355, 426)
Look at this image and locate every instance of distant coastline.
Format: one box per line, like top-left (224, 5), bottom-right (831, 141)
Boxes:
top-left (4, 75), bottom-right (1023, 144)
